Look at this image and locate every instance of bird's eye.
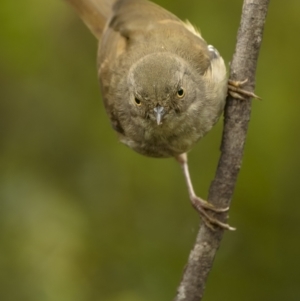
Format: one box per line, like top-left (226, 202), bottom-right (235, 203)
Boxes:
top-left (134, 97), bottom-right (141, 106)
top-left (177, 88), bottom-right (185, 98)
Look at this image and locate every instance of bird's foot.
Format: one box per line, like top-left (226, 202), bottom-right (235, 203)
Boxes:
top-left (175, 153), bottom-right (235, 231)
top-left (191, 195), bottom-right (236, 231)
top-left (228, 78), bottom-right (261, 100)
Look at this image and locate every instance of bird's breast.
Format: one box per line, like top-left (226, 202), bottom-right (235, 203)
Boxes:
top-left (119, 117), bottom-right (201, 158)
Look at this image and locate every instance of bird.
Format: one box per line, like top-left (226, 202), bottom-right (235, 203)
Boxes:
top-left (64, 0), bottom-right (257, 230)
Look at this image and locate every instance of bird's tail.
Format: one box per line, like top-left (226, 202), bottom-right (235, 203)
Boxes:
top-left (65, 0), bottom-right (114, 39)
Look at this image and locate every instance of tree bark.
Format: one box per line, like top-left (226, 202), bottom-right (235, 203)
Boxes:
top-left (173, 0), bottom-right (270, 300)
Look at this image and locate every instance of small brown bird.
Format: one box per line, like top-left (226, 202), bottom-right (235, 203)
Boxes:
top-left (65, 0), bottom-right (250, 230)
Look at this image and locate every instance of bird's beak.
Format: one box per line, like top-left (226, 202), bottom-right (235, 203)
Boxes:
top-left (153, 106), bottom-right (165, 125)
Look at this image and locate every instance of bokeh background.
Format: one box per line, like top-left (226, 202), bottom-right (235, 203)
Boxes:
top-left (1, 0), bottom-right (299, 300)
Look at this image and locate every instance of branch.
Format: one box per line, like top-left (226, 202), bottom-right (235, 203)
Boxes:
top-left (173, 1), bottom-right (270, 300)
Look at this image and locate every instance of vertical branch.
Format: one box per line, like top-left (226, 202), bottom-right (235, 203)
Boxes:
top-left (174, 1), bottom-right (270, 300)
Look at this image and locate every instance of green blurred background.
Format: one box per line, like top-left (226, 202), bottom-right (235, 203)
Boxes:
top-left (1, 0), bottom-right (299, 300)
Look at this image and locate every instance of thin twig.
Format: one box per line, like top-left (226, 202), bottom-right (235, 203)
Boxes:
top-left (173, 0), bottom-right (270, 300)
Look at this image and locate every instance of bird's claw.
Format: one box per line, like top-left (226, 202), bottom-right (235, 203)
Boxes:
top-left (191, 196), bottom-right (236, 231)
top-left (228, 78), bottom-right (261, 100)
